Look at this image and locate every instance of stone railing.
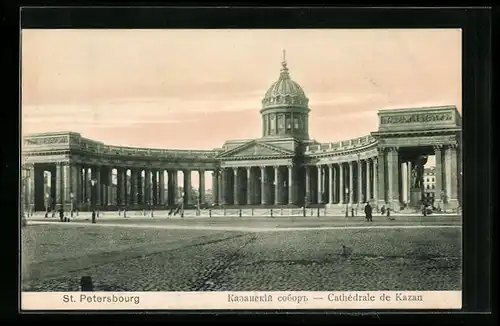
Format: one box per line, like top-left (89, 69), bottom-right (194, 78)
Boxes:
top-left (23, 133), bottom-right (219, 160)
top-left (305, 135), bottom-right (377, 154)
top-left (75, 137), bottom-right (218, 160)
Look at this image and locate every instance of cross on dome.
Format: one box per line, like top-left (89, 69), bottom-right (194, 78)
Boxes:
top-left (280, 49), bottom-right (289, 79)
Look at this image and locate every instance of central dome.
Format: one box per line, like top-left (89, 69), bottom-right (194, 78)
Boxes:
top-left (261, 60), bottom-right (309, 111)
top-left (260, 53), bottom-right (311, 140)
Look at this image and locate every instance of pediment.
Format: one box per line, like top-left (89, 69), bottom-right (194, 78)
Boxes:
top-left (217, 140), bottom-right (294, 159)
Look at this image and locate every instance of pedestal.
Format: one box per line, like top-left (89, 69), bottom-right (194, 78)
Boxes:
top-left (409, 188), bottom-right (423, 208)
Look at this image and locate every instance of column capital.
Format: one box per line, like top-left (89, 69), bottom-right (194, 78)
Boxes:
top-left (259, 165), bottom-right (266, 170)
top-left (446, 143), bottom-right (458, 150)
top-left (198, 169), bottom-right (205, 173)
top-left (273, 165), bottom-right (280, 170)
top-left (387, 146), bottom-right (399, 152)
top-left (287, 164), bottom-right (293, 169)
top-left (348, 161), bottom-right (353, 166)
top-left (433, 144), bottom-right (444, 150)
top-left (246, 166), bottom-right (252, 171)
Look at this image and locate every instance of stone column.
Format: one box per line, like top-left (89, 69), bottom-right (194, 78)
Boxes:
top-left (183, 169), bottom-right (191, 205)
top-left (348, 161), bottom-right (354, 204)
top-left (317, 165), bottom-right (323, 203)
top-left (232, 168), bottom-right (238, 205)
top-left (377, 149), bottom-right (386, 207)
top-left (130, 169), bottom-right (138, 205)
top-left (198, 169), bottom-right (205, 205)
top-left (94, 166), bottom-right (101, 207)
top-left (288, 165), bottom-right (294, 204)
top-left (447, 144), bottom-right (459, 208)
top-left (328, 164), bottom-right (334, 204)
top-left (260, 166), bottom-right (267, 205)
top-left (357, 158), bottom-right (363, 203)
top-left (161, 170), bottom-right (167, 205)
top-left (338, 163), bottom-right (344, 205)
top-left (117, 168), bottom-right (125, 206)
top-left (212, 170), bottom-right (219, 205)
top-left (365, 160), bottom-right (371, 202)
top-left (107, 168), bottom-right (113, 205)
top-left (373, 158), bottom-right (378, 205)
top-left (274, 166), bottom-right (280, 205)
top-left (85, 168), bottom-right (91, 205)
top-left (151, 170), bottom-right (158, 205)
top-left (62, 163), bottom-right (70, 210)
top-left (170, 170), bottom-right (178, 205)
top-left (305, 166), bottom-right (310, 205)
top-left (407, 161), bottom-right (412, 203)
top-left (70, 164), bottom-right (80, 210)
top-left (387, 147), bottom-right (400, 209)
top-left (400, 162), bottom-right (406, 204)
top-left (219, 169), bottom-right (225, 205)
top-left (246, 167), bottom-right (252, 205)
top-left (27, 165), bottom-right (35, 210)
top-left (55, 163), bottom-right (63, 208)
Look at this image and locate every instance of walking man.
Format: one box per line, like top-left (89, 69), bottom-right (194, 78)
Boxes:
top-left (364, 202), bottom-right (373, 222)
top-left (173, 195), bottom-right (184, 216)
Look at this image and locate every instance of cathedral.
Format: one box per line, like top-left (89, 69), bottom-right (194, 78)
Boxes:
top-left (22, 55), bottom-right (462, 213)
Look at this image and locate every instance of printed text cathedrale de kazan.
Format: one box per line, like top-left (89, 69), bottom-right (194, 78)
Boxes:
top-left (228, 293), bottom-right (424, 303)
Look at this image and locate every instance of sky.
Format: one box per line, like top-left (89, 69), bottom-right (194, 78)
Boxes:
top-left (22, 29), bottom-right (461, 188)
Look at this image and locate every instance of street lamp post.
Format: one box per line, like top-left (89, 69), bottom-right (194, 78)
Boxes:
top-left (70, 192), bottom-right (74, 217)
top-left (345, 188), bottom-right (349, 218)
top-left (90, 179), bottom-right (97, 223)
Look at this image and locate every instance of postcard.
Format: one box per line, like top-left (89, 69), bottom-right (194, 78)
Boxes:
top-left (21, 28), bottom-right (462, 310)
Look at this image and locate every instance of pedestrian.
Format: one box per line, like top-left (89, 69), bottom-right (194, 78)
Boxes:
top-left (59, 206), bottom-right (64, 222)
top-left (174, 195), bottom-right (184, 216)
top-left (351, 207), bottom-right (355, 217)
top-left (364, 202), bottom-right (373, 222)
top-left (380, 205), bottom-right (386, 216)
top-left (386, 207), bottom-right (391, 217)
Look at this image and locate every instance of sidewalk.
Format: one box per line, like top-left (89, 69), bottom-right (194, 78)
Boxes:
top-left (26, 211), bottom-right (460, 222)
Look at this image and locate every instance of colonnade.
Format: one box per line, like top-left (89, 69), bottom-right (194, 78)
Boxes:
top-left (214, 158), bottom-right (378, 206)
top-left (26, 163), bottom-right (210, 211)
top-left (24, 144), bottom-right (461, 212)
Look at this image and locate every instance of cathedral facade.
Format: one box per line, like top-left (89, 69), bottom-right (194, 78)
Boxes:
top-left (22, 58), bottom-right (462, 213)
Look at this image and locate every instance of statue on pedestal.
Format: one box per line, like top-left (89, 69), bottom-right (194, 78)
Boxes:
top-left (411, 155), bottom-right (428, 188)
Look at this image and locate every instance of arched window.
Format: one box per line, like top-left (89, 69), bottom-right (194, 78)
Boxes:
top-left (278, 115), bottom-right (285, 130)
top-left (270, 115), bottom-right (275, 134)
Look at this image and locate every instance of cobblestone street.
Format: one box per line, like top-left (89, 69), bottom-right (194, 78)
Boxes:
top-left (22, 221), bottom-right (462, 292)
